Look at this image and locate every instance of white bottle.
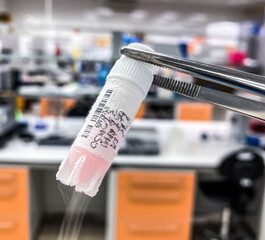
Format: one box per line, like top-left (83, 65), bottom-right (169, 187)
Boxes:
top-left (57, 43), bottom-right (157, 196)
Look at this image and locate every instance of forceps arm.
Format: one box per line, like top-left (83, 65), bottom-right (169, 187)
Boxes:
top-left (121, 46), bottom-right (265, 122)
top-left (121, 46), bottom-right (265, 96)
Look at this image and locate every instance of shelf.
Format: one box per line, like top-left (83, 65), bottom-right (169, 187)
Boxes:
top-left (0, 54), bottom-right (114, 63)
top-left (0, 88), bottom-right (192, 103)
top-left (17, 86), bottom-right (101, 99)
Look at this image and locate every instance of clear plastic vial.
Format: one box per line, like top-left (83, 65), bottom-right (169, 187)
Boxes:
top-left (56, 43), bottom-right (157, 196)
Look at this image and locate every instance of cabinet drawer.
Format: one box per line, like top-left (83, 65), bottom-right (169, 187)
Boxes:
top-left (117, 188), bottom-right (194, 218)
top-left (0, 216), bottom-right (29, 240)
top-left (116, 218), bottom-right (192, 240)
top-left (0, 168), bottom-right (28, 187)
top-left (0, 185), bottom-right (29, 215)
top-left (117, 171), bottom-right (196, 218)
top-left (0, 169), bottom-right (29, 216)
top-left (118, 171), bottom-right (195, 189)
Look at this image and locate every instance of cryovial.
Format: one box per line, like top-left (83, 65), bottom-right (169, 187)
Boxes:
top-left (57, 43), bottom-right (157, 196)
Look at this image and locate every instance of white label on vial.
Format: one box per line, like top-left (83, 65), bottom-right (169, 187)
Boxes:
top-left (74, 88), bottom-right (132, 162)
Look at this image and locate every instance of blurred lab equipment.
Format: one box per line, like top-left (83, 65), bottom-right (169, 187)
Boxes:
top-left (118, 127), bottom-right (159, 155)
top-left (200, 148), bottom-right (264, 240)
top-left (0, 97), bottom-right (16, 147)
top-left (0, 48), bottom-right (16, 91)
top-left (246, 119), bottom-right (265, 148)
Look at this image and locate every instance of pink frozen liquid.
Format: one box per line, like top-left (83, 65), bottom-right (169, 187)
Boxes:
top-left (69, 146), bottom-right (111, 183)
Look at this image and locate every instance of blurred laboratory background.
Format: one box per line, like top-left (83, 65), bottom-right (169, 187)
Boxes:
top-left (1, 0), bottom-right (265, 240)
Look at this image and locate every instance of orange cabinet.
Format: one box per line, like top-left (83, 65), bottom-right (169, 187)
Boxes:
top-left (116, 171), bottom-right (196, 240)
top-left (178, 102), bottom-right (213, 121)
top-left (0, 168), bottom-right (30, 240)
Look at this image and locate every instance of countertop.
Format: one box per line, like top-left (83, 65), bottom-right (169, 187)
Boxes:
top-left (0, 120), bottom-right (249, 168)
top-left (0, 138), bottom-right (243, 168)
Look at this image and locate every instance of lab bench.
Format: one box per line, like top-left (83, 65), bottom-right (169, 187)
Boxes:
top-left (0, 131), bottom-right (264, 239)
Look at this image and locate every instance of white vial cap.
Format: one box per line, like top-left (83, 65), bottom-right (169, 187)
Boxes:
top-left (107, 43), bottom-right (157, 97)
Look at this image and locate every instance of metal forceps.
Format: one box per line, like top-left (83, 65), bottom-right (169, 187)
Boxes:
top-left (121, 46), bottom-right (265, 122)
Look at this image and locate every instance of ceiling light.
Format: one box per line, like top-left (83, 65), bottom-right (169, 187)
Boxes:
top-left (130, 10), bottom-right (147, 20)
top-left (84, 11), bottom-right (98, 21)
top-left (187, 13), bottom-right (207, 23)
top-left (25, 15), bottom-right (40, 25)
top-left (155, 11), bottom-right (178, 25)
top-left (159, 11), bottom-right (178, 22)
top-left (206, 21), bottom-right (241, 39)
top-left (229, 0), bottom-right (248, 5)
top-left (96, 7), bottom-right (114, 17)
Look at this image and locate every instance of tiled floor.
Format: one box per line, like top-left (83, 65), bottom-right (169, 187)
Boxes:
top-left (37, 225), bottom-right (104, 240)
top-left (36, 215), bottom-right (105, 240)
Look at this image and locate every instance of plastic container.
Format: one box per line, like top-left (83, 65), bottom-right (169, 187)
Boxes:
top-left (56, 43), bottom-right (157, 196)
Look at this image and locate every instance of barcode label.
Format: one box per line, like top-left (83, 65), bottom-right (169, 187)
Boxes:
top-left (81, 89), bottom-right (113, 138)
top-left (81, 124), bottom-right (93, 138)
top-left (91, 89), bottom-right (113, 122)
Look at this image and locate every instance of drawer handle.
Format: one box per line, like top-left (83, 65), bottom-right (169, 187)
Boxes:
top-left (0, 189), bottom-right (16, 198)
top-left (0, 172), bottom-right (16, 183)
top-left (129, 223), bottom-right (180, 234)
top-left (130, 192), bottom-right (183, 203)
top-left (0, 221), bottom-right (17, 230)
top-left (130, 176), bottom-right (183, 188)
